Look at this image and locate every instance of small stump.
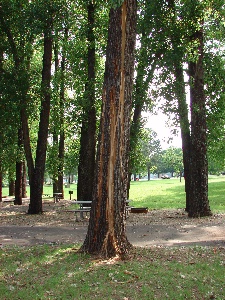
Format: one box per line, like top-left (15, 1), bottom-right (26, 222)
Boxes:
top-left (130, 207), bottom-right (148, 214)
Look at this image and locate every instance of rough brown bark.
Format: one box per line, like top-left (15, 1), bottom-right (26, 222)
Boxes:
top-left (188, 27), bottom-right (212, 218)
top-left (77, 1), bottom-right (96, 204)
top-left (22, 162), bottom-right (27, 198)
top-left (28, 23), bottom-right (53, 214)
top-left (81, 0), bottom-right (137, 258)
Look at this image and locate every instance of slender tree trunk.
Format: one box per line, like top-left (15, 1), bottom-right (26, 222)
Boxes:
top-left (148, 166), bottom-right (150, 181)
top-left (128, 12), bottom-right (157, 196)
top-left (14, 162), bottom-right (23, 205)
top-left (9, 179), bottom-right (15, 196)
top-left (28, 22), bottom-right (53, 214)
top-left (22, 162), bottom-right (27, 198)
top-left (174, 64), bottom-right (191, 212)
top-left (188, 27), bottom-right (212, 217)
top-left (0, 164), bottom-right (2, 202)
top-left (168, 0), bottom-right (192, 212)
top-left (21, 108), bottom-right (34, 182)
top-left (52, 132), bottom-right (59, 195)
top-left (57, 28), bottom-right (67, 199)
top-left (81, 0), bottom-right (137, 258)
top-left (0, 40), bottom-right (3, 203)
top-left (14, 128), bottom-right (23, 205)
top-left (77, 2), bottom-right (96, 204)
top-left (58, 129), bottom-right (64, 198)
top-left (52, 36), bottom-right (60, 196)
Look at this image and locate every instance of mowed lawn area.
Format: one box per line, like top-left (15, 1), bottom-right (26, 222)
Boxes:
top-left (1, 176), bottom-right (225, 299)
top-left (129, 175), bottom-right (225, 213)
top-left (2, 175), bottom-right (225, 213)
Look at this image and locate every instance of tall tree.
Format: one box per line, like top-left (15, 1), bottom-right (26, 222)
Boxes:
top-left (81, 0), bottom-right (137, 258)
top-left (0, 1), bottom-right (32, 204)
top-left (167, 0), bottom-right (192, 210)
top-left (28, 16), bottom-right (53, 214)
top-left (14, 128), bottom-right (23, 205)
top-left (188, 24), bottom-right (211, 217)
top-left (77, 1), bottom-right (97, 204)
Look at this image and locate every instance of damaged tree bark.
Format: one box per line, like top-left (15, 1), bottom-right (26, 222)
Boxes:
top-left (80, 0), bottom-right (137, 258)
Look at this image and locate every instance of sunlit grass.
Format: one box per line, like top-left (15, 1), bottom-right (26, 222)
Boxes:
top-left (129, 175), bottom-right (225, 213)
top-left (2, 175), bottom-right (225, 212)
top-left (129, 178), bottom-right (186, 209)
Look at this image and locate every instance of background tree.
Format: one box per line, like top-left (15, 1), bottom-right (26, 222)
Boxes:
top-left (161, 147), bottom-right (183, 177)
top-left (28, 7), bottom-right (53, 214)
top-left (77, 1), bottom-right (97, 204)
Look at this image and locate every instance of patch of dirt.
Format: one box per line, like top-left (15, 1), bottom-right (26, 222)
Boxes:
top-left (0, 198), bottom-right (225, 248)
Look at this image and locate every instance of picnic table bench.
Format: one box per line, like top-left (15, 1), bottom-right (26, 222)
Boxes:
top-left (71, 201), bottom-right (92, 220)
top-left (53, 193), bottom-right (63, 203)
top-left (71, 200), bottom-right (133, 220)
top-left (42, 193), bottom-right (51, 198)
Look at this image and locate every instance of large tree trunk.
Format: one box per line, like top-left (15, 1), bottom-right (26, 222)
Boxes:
top-left (188, 27), bottom-right (212, 218)
top-left (77, 2), bottom-right (96, 204)
top-left (28, 23), bottom-right (53, 214)
top-left (81, 0), bottom-right (137, 258)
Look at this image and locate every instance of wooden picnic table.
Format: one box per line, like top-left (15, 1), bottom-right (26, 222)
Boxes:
top-left (53, 193), bottom-right (63, 203)
top-left (71, 200), bottom-right (133, 220)
top-left (72, 201), bottom-right (92, 220)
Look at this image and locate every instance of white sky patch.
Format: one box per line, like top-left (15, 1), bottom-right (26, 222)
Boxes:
top-left (143, 111), bottom-right (182, 149)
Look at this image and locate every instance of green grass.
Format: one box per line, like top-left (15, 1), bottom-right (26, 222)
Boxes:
top-left (129, 175), bottom-right (225, 213)
top-left (2, 175), bottom-right (225, 213)
top-left (0, 245), bottom-right (225, 299)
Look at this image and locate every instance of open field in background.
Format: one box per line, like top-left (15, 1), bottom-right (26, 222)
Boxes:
top-left (2, 175), bottom-right (225, 212)
top-left (129, 175), bottom-right (225, 213)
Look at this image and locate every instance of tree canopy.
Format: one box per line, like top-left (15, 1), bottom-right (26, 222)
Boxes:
top-left (0, 0), bottom-right (224, 225)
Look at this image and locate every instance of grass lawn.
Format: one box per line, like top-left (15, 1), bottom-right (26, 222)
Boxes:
top-left (2, 175), bottom-right (225, 213)
top-left (0, 245), bottom-right (225, 299)
top-left (129, 175), bottom-right (225, 213)
top-left (1, 175), bottom-right (225, 299)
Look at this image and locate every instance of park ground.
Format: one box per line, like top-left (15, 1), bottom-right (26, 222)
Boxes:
top-left (0, 198), bottom-right (225, 248)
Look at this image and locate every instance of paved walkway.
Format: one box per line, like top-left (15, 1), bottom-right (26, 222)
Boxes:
top-left (1, 221), bottom-right (225, 248)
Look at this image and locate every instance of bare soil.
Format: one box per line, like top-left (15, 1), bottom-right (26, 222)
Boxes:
top-left (1, 198), bottom-right (225, 248)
